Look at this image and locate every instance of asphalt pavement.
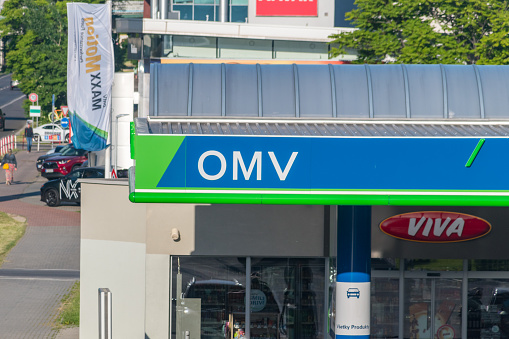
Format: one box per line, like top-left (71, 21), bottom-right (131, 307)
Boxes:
top-left (0, 74), bottom-right (28, 139)
top-left (0, 146), bottom-right (80, 338)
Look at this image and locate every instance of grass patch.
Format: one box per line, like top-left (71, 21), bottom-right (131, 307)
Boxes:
top-left (55, 281), bottom-right (80, 328)
top-left (0, 212), bottom-right (26, 267)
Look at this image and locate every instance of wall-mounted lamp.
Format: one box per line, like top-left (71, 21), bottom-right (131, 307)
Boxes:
top-left (171, 228), bottom-right (181, 242)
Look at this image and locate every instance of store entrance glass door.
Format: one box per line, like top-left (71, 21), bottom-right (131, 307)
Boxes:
top-left (405, 277), bottom-right (462, 339)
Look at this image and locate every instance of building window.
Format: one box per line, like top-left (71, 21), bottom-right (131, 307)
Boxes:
top-left (469, 260), bottom-right (509, 271)
top-left (171, 256), bottom-right (326, 339)
top-left (371, 278), bottom-right (399, 338)
top-left (404, 259), bottom-right (464, 271)
top-left (173, 5), bottom-right (192, 20)
top-left (172, 0), bottom-right (245, 22)
top-left (230, 5), bottom-right (247, 22)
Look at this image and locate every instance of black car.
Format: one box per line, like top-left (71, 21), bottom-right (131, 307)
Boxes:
top-left (10, 79), bottom-right (19, 90)
top-left (0, 109), bottom-right (5, 131)
top-left (40, 166), bottom-right (105, 206)
top-left (36, 144), bottom-right (74, 171)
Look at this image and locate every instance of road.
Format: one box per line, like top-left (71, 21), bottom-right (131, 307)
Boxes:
top-left (0, 73), bottom-right (29, 138)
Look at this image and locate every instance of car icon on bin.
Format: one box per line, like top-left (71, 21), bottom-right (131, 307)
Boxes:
top-left (347, 288), bottom-right (360, 298)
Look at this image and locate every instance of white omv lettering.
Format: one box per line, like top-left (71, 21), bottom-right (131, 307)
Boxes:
top-left (198, 151), bottom-right (298, 181)
top-left (408, 217), bottom-right (464, 237)
top-left (233, 151), bottom-right (261, 180)
top-left (259, 0), bottom-right (313, 2)
top-left (198, 151), bottom-right (227, 180)
top-left (269, 151), bottom-right (298, 181)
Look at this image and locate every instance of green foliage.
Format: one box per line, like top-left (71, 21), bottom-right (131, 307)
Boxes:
top-left (0, 0), bottom-right (129, 118)
top-left (56, 281), bottom-right (80, 327)
top-left (329, 0), bottom-right (509, 64)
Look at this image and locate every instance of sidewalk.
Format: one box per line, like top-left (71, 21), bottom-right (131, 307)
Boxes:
top-left (0, 148), bottom-right (80, 338)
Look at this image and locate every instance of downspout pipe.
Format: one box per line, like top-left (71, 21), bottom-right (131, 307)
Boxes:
top-left (151, 0), bottom-right (159, 18)
top-left (160, 0), bottom-right (167, 19)
top-left (219, 0), bottom-right (228, 22)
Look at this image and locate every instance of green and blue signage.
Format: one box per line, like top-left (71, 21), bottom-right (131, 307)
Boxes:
top-left (130, 134), bottom-right (509, 206)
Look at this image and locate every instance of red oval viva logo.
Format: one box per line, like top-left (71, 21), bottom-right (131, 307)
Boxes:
top-left (380, 211), bottom-right (491, 243)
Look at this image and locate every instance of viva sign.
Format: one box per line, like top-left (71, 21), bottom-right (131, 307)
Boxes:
top-left (380, 212), bottom-right (492, 242)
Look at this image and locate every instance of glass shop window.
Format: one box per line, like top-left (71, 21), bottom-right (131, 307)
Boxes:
top-left (171, 257), bottom-right (326, 339)
top-left (372, 258), bottom-right (400, 270)
top-left (468, 278), bottom-right (509, 338)
top-left (172, 257), bottom-right (247, 339)
top-left (251, 258), bottom-right (326, 339)
top-left (469, 260), bottom-right (509, 271)
top-left (405, 259), bottom-right (463, 271)
top-left (371, 278), bottom-right (399, 338)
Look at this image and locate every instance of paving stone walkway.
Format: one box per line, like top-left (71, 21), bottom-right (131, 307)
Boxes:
top-left (0, 148), bottom-right (80, 338)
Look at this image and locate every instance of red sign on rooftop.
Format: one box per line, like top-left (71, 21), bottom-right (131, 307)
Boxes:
top-left (256, 0), bottom-right (317, 17)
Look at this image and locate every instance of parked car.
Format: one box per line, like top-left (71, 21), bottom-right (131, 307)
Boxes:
top-left (41, 148), bottom-right (88, 179)
top-left (46, 144), bottom-right (68, 155)
top-left (41, 166), bottom-right (105, 206)
top-left (0, 109), bottom-right (5, 131)
top-left (10, 79), bottom-right (19, 90)
top-left (36, 144), bottom-right (74, 172)
top-left (32, 123), bottom-right (69, 143)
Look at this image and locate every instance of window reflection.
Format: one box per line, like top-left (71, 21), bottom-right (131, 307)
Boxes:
top-left (171, 257), bottom-right (325, 339)
top-left (468, 279), bottom-right (509, 338)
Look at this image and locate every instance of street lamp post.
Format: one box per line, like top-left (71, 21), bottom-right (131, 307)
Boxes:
top-left (115, 114), bottom-right (129, 177)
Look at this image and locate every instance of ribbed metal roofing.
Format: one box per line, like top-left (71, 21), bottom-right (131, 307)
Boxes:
top-left (149, 63), bottom-right (509, 120)
top-left (137, 118), bottom-right (509, 137)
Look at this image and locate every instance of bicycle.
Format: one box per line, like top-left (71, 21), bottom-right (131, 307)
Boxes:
top-left (49, 109), bottom-right (64, 122)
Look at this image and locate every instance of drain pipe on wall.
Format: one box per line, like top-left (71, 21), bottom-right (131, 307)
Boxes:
top-left (219, 0), bottom-right (228, 22)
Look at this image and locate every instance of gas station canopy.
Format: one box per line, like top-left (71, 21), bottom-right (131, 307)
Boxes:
top-left (129, 64), bottom-right (509, 206)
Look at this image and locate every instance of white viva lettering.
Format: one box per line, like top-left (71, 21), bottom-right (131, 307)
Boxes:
top-left (408, 217), bottom-right (464, 237)
top-left (198, 151), bottom-right (298, 181)
top-left (260, 0), bottom-right (313, 2)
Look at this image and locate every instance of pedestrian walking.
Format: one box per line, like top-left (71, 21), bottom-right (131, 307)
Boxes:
top-left (1, 149), bottom-right (17, 185)
top-left (25, 122), bottom-right (34, 152)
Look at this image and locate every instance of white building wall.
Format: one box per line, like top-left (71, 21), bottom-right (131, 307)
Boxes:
top-left (145, 254), bottom-right (170, 339)
top-left (80, 181), bottom-right (330, 337)
top-left (80, 239), bottom-right (146, 339)
top-left (91, 72), bottom-right (135, 171)
top-left (80, 182), bottom-right (147, 339)
top-left (112, 72), bottom-right (135, 171)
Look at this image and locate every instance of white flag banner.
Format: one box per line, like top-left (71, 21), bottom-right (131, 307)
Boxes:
top-left (67, 3), bottom-right (114, 151)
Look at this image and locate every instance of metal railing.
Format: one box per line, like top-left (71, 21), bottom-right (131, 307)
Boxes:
top-left (0, 135), bottom-right (16, 155)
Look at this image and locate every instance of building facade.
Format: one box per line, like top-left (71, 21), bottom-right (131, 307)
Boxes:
top-left (81, 63), bottom-right (509, 339)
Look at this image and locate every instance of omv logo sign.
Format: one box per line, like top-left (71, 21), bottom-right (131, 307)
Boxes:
top-left (197, 151), bottom-right (298, 181)
top-left (184, 137), bottom-right (309, 189)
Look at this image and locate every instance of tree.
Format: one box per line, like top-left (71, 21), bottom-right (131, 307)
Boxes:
top-left (0, 0), bottom-right (131, 119)
top-left (329, 0), bottom-right (509, 65)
